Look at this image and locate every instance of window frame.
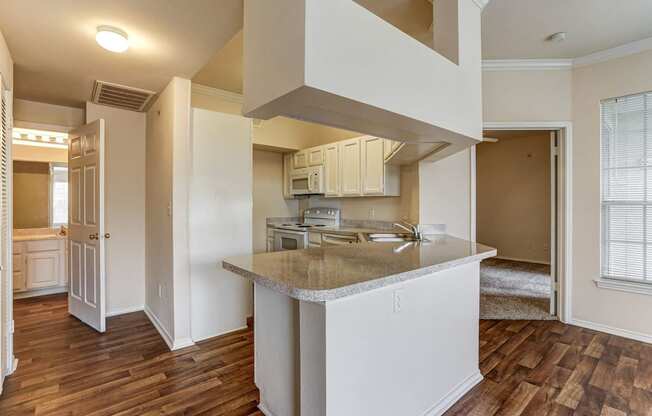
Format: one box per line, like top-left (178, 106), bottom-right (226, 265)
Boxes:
top-left (49, 162), bottom-right (68, 229)
top-left (599, 90), bottom-right (652, 286)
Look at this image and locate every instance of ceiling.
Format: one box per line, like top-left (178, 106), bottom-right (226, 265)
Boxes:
top-left (0, 0), bottom-right (243, 108)
top-left (482, 0), bottom-right (652, 59)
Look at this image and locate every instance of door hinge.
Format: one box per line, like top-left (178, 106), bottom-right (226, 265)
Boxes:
top-left (552, 146), bottom-right (559, 156)
top-left (10, 320), bottom-right (14, 334)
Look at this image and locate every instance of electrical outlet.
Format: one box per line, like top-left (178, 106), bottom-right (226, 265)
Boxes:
top-left (393, 289), bottom-right (404, 313)
top-left (369, 208), bottom-right (375, 219)
top-left (158, 284), bottom-right (163, 298)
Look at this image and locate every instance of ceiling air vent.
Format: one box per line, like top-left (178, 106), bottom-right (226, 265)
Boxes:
top-left (91, 80), bottom-right (156, 112)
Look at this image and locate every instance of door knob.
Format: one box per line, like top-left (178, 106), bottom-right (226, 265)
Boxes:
top-left (89, 233), bottom-right (98, 240)
top-left (104, 233), bottom-right (111, 239)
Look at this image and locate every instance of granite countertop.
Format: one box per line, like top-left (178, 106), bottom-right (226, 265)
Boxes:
top-left (223, 235), bottom-right (496, 303)
top-left (13, 228), bottom-right (67, 242)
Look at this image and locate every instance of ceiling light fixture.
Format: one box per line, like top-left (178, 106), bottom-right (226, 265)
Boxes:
top-left (96, 25), bottom-right (129, 53)
top-left (547, 32), bottom-right (567, 43)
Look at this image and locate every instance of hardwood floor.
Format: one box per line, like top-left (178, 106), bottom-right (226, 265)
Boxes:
top-left (445, 319), bottom-right (652, 416)
top-left (0, 294), bottom-right (261, 415)
top-left (1, 295), bottom-right (651, 415)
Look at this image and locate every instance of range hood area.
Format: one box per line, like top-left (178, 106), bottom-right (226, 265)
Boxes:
top-left (242, 0), bottom-right (485, 162)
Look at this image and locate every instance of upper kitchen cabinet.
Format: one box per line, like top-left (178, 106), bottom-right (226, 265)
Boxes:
top-left (242, 0), bottom-right (484, 162)
top-left (362, 137), bottom-right (399, 196)
top-left (293, 150), bottom-right (308, 169)
top-left (308, 147), bottom-right (324, 166)
top-left (339, 138), bottom-right (362, 196)
top-left (283, 153), bottom-right (293, 199)
top-left (324, 143), bottom-right (339, 197)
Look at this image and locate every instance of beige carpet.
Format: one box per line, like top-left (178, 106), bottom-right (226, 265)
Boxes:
top-left (480, 258), bottom-right (555, 320)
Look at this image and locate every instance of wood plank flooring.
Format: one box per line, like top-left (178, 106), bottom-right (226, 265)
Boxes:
top-left (0, 294), bottom-right (261, 415)
top-left (1, 295), bottom-right (651, 415)
top-left (445, 319), bottom-right (652, 416)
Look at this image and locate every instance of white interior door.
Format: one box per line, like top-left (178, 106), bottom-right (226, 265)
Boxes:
top-left (550, 131), bottom-right (559, 316)
top-left (68, 119), bottom-right (106, 332)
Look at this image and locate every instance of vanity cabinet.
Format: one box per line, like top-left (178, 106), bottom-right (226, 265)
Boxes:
top-left (13, 237), bottom-right (67, 295)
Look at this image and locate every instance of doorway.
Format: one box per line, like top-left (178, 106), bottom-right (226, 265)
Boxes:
top-left (475, 129), bottom-right (563, 320)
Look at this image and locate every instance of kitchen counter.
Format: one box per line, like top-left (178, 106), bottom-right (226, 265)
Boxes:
top-left (224, 235), bottom-right (496, 415)
top-left (223, 234), bottom-right (496, 302)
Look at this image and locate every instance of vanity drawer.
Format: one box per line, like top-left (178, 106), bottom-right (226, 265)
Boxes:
top-left (13, 242), bottom-right (23, 254)
top-left (26, 239), bottom-right (60, 252)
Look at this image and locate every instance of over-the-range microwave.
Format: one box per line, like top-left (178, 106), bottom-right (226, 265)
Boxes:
top-left (290, 166), bottom-right (324, 196)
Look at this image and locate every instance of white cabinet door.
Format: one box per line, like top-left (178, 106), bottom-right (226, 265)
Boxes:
top-left (324, 143), bottom-right (340, 197)
top-left (308, 147), bottom-right (324, 166)
top-left (340, 138), bottom-right (361, 196)
top-left (26, 252), bottom-right (60, 289)
top-left (362, 136), bottom-right (385, 195)
top-left (13, 272), bottom-right (25, 292)
top-left (293, 150), bottom-right (308, 169)
top-left (384, 139), bottom-right (394, 160)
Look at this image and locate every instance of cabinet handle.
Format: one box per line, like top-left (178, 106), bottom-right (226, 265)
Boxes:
top-left (103, 233), bottom-right (111, 239)
top-left (89, 233), bottom-right (98, 240)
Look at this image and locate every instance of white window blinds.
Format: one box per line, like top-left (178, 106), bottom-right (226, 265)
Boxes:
top-left (601, 91), bottom-right (652, 283)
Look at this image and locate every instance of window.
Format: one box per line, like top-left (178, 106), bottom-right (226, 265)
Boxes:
top-left (50, 164), bottom-right (68, 228)
top-left (601, 91), bottom-right (652, 284)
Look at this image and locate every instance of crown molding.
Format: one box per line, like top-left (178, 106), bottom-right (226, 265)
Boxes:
top-left (482, 59), bottom-right (573, 71)
top-left (574, 36), bottom-right (652, 67)
top-left (483, 36), bottom-right (652, 72)
top-left (191, 83), bottom-right (243, 104)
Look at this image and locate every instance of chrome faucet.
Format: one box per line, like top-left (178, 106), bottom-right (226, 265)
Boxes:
top-left (393, 220), bottom-right (424, 241)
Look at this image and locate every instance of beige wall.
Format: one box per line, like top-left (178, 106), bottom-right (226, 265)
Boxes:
top-left (12, 143), bottom-right (67, 163)
top-left (482, 51), bottom-right (652, 339)
top-left (13, 161), bottom-right (49, 229)
top-left (419, 148), bottom-right (472, 239)
top-left (571, 50), bottom-right (652, 337)
top-left (476, 132), bottom-right (551, 264)
top-left (14, 99), bottom-right (84, 128)
top-left (0, 29), bottom-right (12, 90)
top-left (483, 69), bottom-right (572, 122)
top-left (86, 102), bottom-right (146, 316)
top-left (191, 88), bottom-right (358, 151)
top-left (253, 150), bottom-right (298, 252)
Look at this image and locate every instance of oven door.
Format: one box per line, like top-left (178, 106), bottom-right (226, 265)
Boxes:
top-left (274, 229), bottom-right (307, 251)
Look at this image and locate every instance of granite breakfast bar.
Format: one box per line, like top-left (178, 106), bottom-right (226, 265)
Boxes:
top-left (223, 235), bottom-right (496, 416)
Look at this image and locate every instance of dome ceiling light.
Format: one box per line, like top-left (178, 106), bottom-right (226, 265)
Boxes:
top-left (96, 25), bottom-right (129, 53)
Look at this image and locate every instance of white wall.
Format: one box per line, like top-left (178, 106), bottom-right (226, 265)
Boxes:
top-left (86, 103), bottom-right (146, 316)
top-left (253, 150), bottom-right (298, 253)
top-left (190, 108), bottom-right (253, 341)
top-left (145, 77), bottom-right (193, 349)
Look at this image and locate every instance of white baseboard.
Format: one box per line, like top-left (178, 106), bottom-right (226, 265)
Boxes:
top-left (494, 256), bottom-right (550, 266)
top-left (259, 371), bottom-right (483, 416)
top-left (106, 305), bottom-right (144, 317)
top-left (191, 325), bottom-right (248, 343)
top-left (571, 318), bottom-right (652, 345)
top-left (257, 402), bottom-right (276, 416)
top-left (144, 306), bottom-right (195, 351)
top-left (423, 371), bottom-right (484, 416)
top-left (13, 287), bottom-right (67, 299)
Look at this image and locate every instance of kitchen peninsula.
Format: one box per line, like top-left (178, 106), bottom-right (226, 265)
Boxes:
top-left (223, 235), bottom-right (496, 416)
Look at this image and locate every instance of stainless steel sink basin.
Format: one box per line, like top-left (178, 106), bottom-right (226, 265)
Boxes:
top-left (364, 233), bottom-right (422, 242)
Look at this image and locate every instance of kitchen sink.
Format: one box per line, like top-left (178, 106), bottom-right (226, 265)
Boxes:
top-left (364, 233), bottom-right (424, 243)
